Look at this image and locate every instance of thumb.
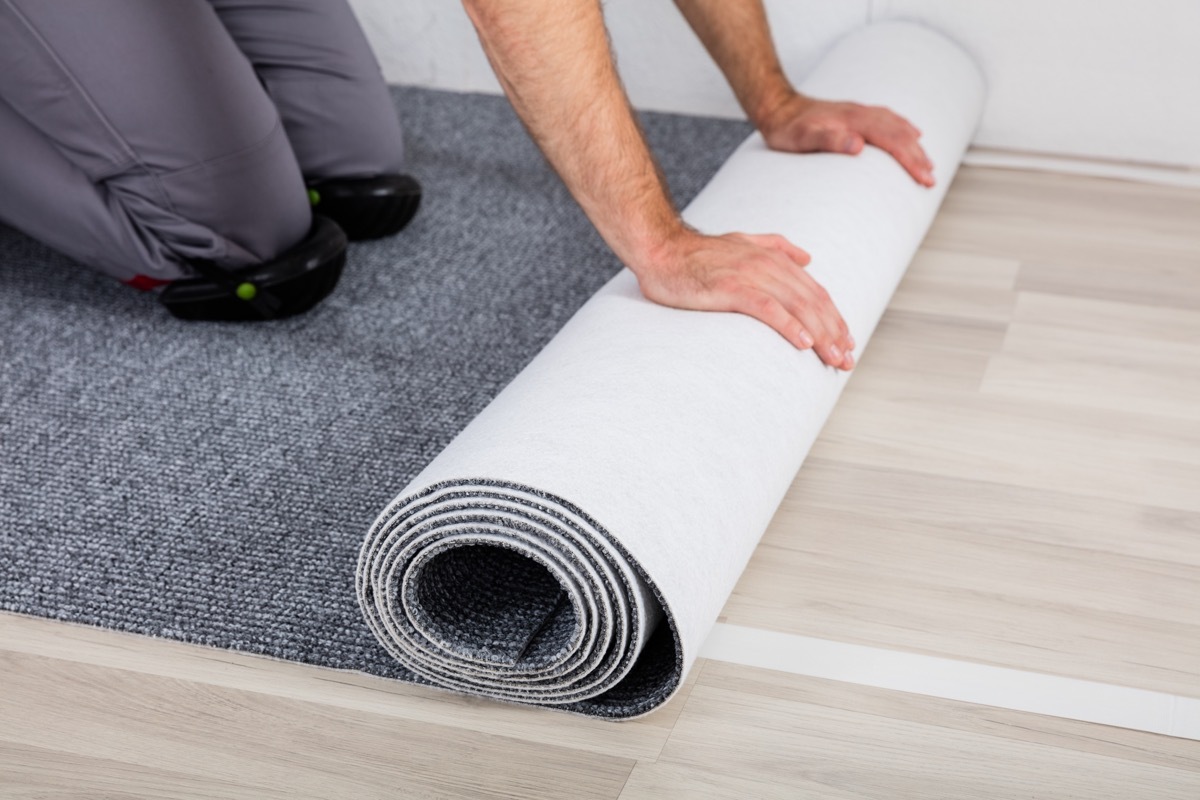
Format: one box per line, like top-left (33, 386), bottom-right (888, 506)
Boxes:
top-left (807, 128), bottom-right (864, 155)
top-left (840, 133), bottom-right (865, 155)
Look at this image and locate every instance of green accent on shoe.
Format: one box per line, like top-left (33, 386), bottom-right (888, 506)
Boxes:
top-left (307, 188), bottom-right (321, 206)
top-left (236, 282), bottom-right (258, 301)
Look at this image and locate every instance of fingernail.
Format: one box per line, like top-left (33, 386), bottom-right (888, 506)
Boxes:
top-left (847, 335), bottom-right (856, 349)
top-left (843, 352), bottom-right (856, 370)
top-left (829, 344), bottom-right (843, 363)
top-left (799, 331), bottom-right (814, 348)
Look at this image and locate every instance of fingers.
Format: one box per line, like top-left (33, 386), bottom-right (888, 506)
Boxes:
top-left (801, 119), bottom-right (930, 185)
top-left (775, 269), bottom-right (854, 369)
top-left (862, 108), bottom-right (935, 187)
top-left (733, 292), bottom-right (815, 351)
top-left (735, 250), bottom-right (855, 370)
top-left (892, 138), bottom-right (936, 187)
top-left (736, 288), bottom-right (852, 370)
top-left (731, 234), bottom-right (853, 366)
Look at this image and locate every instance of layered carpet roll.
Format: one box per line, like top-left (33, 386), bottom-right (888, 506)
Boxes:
top-left (358, 22), bottom-right (986, 719)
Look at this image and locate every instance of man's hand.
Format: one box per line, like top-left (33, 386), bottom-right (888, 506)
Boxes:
top-left (635, 229), bottom-right (855, 369)
top-left (674, 0), bottom-right (934, 187)
top-left (758, 93), bottom-right (935, 187)
top-left (464, 0), bottom-right (856, 367)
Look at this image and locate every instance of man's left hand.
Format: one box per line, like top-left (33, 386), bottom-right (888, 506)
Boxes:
top-left (758, 93), bottom-right (936, 187)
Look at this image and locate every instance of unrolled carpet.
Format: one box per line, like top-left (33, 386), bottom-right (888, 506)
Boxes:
top-left (0, 84), bottom-right (748, 681)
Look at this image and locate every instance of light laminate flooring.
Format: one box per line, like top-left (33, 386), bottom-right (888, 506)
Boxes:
top-left (723, 167), bottom-right (1200, 698)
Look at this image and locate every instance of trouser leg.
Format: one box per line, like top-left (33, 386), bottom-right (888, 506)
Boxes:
top-left (0, 0), bottom-right (311, 283)
top-left (208, 0), bottom-right (406, 180)
top-left (0, 96), bottom-right (161, 284)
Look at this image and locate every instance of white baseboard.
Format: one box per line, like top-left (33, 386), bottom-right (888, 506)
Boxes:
top-left (963, 147), bottom-right (1200, 188)
top-left (701, 623), bottom-right (1200, 741)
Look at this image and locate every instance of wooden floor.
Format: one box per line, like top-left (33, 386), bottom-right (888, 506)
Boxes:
top-left (3, 165), bottom-right (1199, 797)
top-left (726, 166), bottom-right (1200, 697)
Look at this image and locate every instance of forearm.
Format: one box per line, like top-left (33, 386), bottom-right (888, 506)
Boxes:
top-left (462, 0), bottom-right (857, 369)
top-left (462, 0), bottom-right (682, 272)
top-left (672, 0), bottom-right (802, 129)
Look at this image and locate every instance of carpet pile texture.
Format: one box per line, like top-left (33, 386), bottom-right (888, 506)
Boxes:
top-left (0, 87), bottom-right (749, 680)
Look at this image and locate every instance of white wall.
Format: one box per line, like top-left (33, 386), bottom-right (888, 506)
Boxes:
top-left (347, 0), bottom-right (871, 111)
top-left (348, 1), bottom-right (500, 96)
top-left (874, 0), bottom-right (1200, 168)
top-left (348, 0), bottom-right (1200, 169)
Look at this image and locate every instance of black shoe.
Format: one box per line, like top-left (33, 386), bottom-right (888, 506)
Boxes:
top-left (159, 215), bottom-right (348, 322)
top-left (306, 174), bottom-right (422, 241)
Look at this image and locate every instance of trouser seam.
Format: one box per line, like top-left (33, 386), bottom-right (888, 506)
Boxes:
top-left (1, 0), bottom-right (141, 177)
top-left (155, 117), bottom-right (288, 183)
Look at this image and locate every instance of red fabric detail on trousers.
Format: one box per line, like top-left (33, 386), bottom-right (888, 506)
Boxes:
top-left (124, 274), bottom-right (174, 292)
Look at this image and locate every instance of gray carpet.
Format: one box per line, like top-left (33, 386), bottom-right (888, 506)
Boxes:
top-left (0, 86), bottom-right (749, 709)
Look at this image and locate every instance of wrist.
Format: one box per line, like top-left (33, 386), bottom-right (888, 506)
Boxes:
top-left (623, 218), bottom-right (696, 281)
top-left (753, 86), bottom-right (813, 138)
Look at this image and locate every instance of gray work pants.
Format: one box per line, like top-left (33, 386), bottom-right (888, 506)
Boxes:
top-left (0, 0), bottom-right (405, 286)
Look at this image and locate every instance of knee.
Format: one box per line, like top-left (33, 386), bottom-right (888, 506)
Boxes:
top-left (114, 120), bottom-right (312, 272)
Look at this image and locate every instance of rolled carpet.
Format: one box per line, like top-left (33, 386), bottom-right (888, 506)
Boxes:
top-left (357, 22), bottom-right (986, 719)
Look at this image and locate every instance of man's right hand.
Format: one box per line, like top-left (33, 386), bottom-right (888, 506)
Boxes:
top-left (633, 228), bottom-right (856, 370)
